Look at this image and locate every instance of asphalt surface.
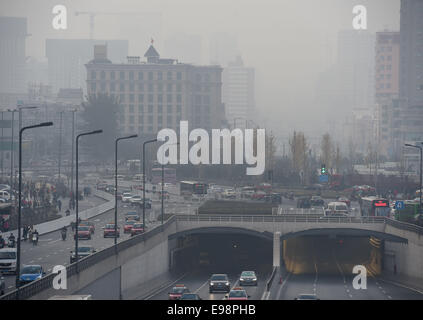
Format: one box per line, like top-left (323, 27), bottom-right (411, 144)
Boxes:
top-left (146, 269), bottom-right (271, 301)
top-left (272, 235), bottom-right (423, 300)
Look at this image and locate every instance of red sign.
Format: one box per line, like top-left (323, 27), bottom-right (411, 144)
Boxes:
top-left (374, 201), bottom-right (388, 207)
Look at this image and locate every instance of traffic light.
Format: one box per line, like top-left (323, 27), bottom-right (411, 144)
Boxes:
top-left (321, 164), bottom-right (327, 175)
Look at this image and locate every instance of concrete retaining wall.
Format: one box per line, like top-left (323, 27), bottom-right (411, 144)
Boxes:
top-left (384, 224), bottom-right (423, 279)
top-left (121, 240), bottom-right (169, 292)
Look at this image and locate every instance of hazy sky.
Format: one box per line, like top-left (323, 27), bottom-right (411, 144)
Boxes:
top-left (0, 0), bottom-right (400, 144)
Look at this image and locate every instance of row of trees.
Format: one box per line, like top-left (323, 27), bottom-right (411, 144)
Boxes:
top-left (79, 93), bottom-right (385, 186)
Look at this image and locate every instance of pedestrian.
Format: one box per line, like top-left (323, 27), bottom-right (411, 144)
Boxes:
top-left (58, 199), bottom-right (62, 212)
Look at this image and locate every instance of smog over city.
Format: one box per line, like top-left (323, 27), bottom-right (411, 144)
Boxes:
top-left (0, 0), bottom-right (422, 309)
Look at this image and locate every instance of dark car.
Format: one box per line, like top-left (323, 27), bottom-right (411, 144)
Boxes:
top-left (264, 193), bottom-right (282, 204)
top-left (70, 246), bottom-right (96, 264)
top-left (168, 285), bottom-right (190, 300)
top-left (124, 211), bottom-right (140, 222)
top-left (180, 293), bottom-right (202, 300)
top-left (297, 197), bottom-right (311, 208)
top-left (310, 196), bottom-right (325, 206)
top-left (209, 274), bottom-right (230, 293)
top-left (239, 271), bottom-right (258, 286)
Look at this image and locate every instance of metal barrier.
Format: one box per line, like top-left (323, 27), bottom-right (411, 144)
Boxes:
top-left (266, 266), bottom-right (278, 292)
top-left (385, 218), bottom-right (423, 235)
top-left (175, 214), bottom-right (387, 224)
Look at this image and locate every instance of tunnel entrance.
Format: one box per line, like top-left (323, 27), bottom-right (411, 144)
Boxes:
top-left (171, 233), bottom-right (273, 275)
top-left (283, 236), bottom-right (382, 276)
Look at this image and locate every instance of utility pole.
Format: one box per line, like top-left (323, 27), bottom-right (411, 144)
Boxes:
top-left (70, 110), bottom-right (76, 194)
top-left (58, 111), bottom-right (63, 182)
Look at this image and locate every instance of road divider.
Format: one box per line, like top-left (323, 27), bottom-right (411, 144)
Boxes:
top-left (2, 189), bottom-right (114, 239)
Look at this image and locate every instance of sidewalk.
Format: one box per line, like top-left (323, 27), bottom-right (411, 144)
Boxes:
top-left (379, 271), bottom-right (423, 293)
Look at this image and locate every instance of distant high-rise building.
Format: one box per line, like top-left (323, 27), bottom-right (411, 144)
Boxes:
top-left (399, 0), bottom-right (423, 106)
top-left (85, 44), bottom-right (225, 136)
top-left (397, 0), bottom-right (423, 169)
top-left (374, 31), bottom-right (400, 158)
top-left (0, 16), bottom-right (27, 94)
top-left (46, 39), bottom-right (129, 94)
top-left (337, 30), bottom-right (375, 108)
top-left (375, 31), bottom-right (400, 104)
top-left (314, 30), bottom-right (375, 124)
top-left (209, 33), bottom-right (239, 67)
top-left (222, 56), bottom-right (255, 129)
top-left (164, 33), bottom-right (202, 65)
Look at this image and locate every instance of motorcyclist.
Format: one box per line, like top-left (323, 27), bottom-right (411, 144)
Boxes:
top-left (61, 226), bottom-right (67, 240)
top-left (7, 233), bottom-right (15, 247)
top-left (32, 229), bottom-right (39, 245)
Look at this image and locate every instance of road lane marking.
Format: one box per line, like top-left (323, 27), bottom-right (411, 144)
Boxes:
top-left (48, 239), bottom-right (61, 244)
top-left (29, 260), bottom-right (35, 263)
top-left (194, 280), bottom-right (209, 294)
top-left (378, 279), bottom-right (423, 295)
top-left (276, 272), bottom-right (291, 300)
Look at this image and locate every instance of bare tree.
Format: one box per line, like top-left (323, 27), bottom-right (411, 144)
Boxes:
top-left (289, 131), bottom-right (308, 184)
top-left (320, 133), bottom-right (333, 169)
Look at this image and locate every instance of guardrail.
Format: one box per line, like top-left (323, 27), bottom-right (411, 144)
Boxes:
top-left (175, 214), bottom-right (387, 224)
top-left (276, 207), bottom-right (326, 215)
top-left (0, 215), bottom-right (177, 300)
top-left (266, 266), bottom-right (278, 292)
top-left (385, 218), bottom-right (423, 235)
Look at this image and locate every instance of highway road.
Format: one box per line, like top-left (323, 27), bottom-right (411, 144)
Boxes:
top-left (0, 188), bottom-right (200, 296)
top-left (146, 268), bottom-right (272, 301)
top-left (272, 235), bottom-right (423, 300)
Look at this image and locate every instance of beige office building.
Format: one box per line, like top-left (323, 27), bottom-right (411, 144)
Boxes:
top-left (85, 44), bottom-right (225, 136)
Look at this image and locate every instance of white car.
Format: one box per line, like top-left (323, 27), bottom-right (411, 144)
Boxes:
top-left (121, 193), bottom-right (133, 203)
top-left (223, 189), bottom-right (237, 199)
top-left (0, 190), bottom-right (13, 201)
top-left (129, 195), bottom-right (142, 204)
top-left (0, 248), bottom-right (17, 274)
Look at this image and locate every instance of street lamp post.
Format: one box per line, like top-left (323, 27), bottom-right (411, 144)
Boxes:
top-left (115, 135), bottom-right (137, 245)
top-left (58, 111), bottom-right (63, 182)
top-left (405, 144), bottom-right (422, 214)
top-left (16, 121), bottom-right (53, 298)
top-left (70, 109), bottom-right (76, 194)
top-left (75, 130), bottom-right (102, 267)
top-left (161, 142), bottom-right (179, 225)
top-left (142, 139), bottom-right (157, 228)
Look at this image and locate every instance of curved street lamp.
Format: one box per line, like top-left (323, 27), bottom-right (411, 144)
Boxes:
top-left (16, 121), bottom-right (53, 298)
top-left (115, 134), bottom-right (138, 245)
top-left (75, 129), bottom-right (102, 267)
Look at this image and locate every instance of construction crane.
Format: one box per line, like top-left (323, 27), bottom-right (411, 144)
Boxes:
top-left (74, 11), bottom-right (161, 40)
